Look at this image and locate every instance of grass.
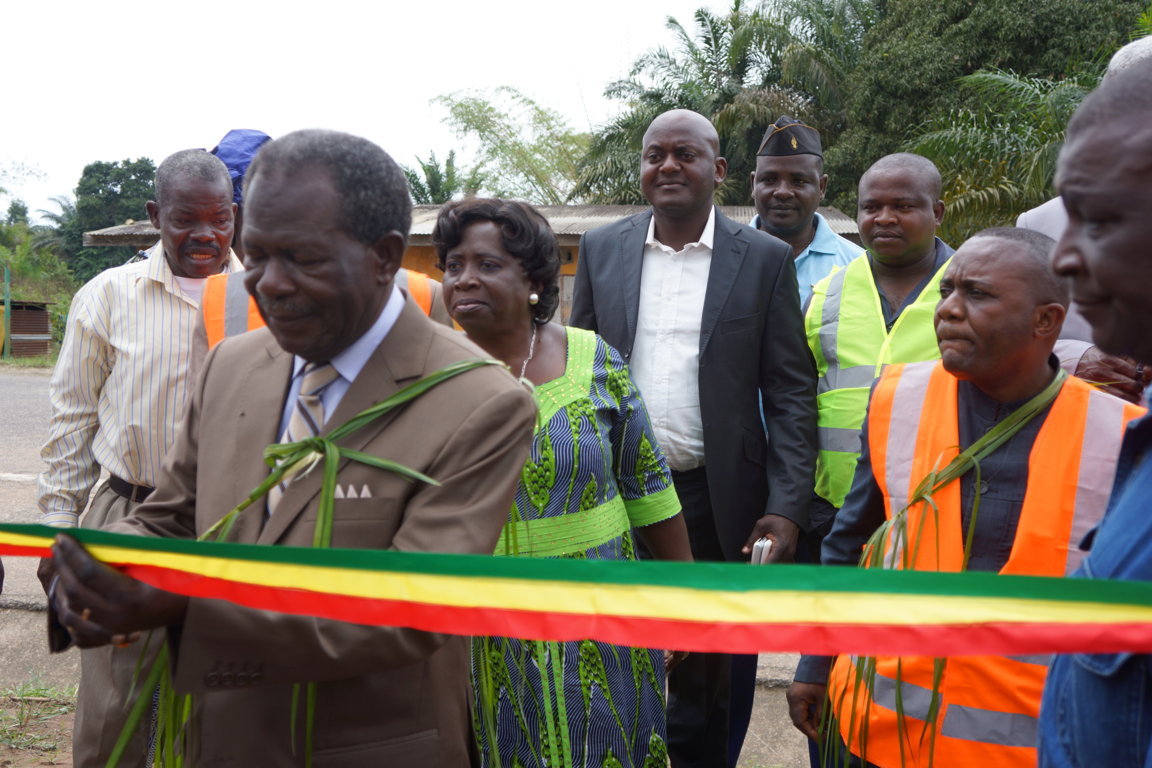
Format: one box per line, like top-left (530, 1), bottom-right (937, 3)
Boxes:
top-left (0, 681), bottom-right (76, 753)
top-left (0, 353), bottom-right (56, 369)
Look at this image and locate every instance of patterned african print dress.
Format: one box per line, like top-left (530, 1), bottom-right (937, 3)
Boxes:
top-left (472, 326), bottom-right (681, 768)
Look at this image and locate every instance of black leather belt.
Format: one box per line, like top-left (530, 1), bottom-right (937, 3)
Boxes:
top-left (108, 475), bottom-right (154, 503)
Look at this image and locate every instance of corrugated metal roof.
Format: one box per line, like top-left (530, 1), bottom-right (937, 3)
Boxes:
top-left (86, 204), bottom-right (857, 247)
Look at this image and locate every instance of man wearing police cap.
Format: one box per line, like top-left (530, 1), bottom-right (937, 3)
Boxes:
top-left (750, 116), bottom-right (862, 306)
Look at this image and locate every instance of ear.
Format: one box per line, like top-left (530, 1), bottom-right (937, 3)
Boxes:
top-left (749, 170), bottom-right (756, 195)
top-left (819, 174), bottom-right (829, 199)
top-left (370, 231), bottom-right (406, 286)
top-left (933, 200), bottom-right (946, 225)
top-left (714, 155), bottom-right (728, 184)
top-left (1034, 302), bottom-right (1066, 339)
top-left (146, 201), bottom-right (161, 229)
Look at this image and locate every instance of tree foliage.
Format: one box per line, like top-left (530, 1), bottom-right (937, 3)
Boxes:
top-left (825, 0), bottom-right (1143, 214)
top-left (435, 87), bottom-right (588, 204)
top-left (29, 158), bottom-right (156, 283)
top-left (574, 0), bottom-right (884, 205)
top-left (6, 199), bottom-right (29, 226)
top-left (402, 151), bottom-right (484, 205)
top-left (575, 0), bottom-right (810, 204)
top-left (909, 68), bottom-right (1099, 243)
top-left (1, 218), bottom-right (78, 344)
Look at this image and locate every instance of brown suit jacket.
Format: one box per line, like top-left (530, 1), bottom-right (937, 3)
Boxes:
top-left (111, 297), bottom-right (535, 766)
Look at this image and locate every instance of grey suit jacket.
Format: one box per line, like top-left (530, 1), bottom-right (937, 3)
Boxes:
top-left (570, 208), bottom-right (817, 560)
top-left (112, 297), bottom-right (536, 766)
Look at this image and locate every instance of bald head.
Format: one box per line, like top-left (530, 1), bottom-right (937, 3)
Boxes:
top-left (640, 109), bottom-right (727, 225)
top-left (1106, 35), bottom-right (1152, 78)
top-left (643, 109), bottom-right (721, 155)
top-left (860, 153), bottom-right (942, 199)
top-left (1053, 57), bottom-right (1152, 362)
top-left (1066, 58), bottom-right (1152, 159)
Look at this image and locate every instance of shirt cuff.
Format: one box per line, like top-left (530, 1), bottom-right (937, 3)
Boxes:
top-left (795, 654), bottom-right (834, 684)
top-left (624, 485), bottom-right (681, 527)
top-left (41, 512), bottom-right (79, 528)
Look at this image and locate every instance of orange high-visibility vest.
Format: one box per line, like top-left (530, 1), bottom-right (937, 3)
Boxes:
top-left (203, 269), bottom-right (435, 350)
top-left (827, 360), bottom-right (1143, 768)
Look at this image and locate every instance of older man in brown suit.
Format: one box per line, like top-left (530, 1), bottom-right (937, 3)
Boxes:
top-left (48, 129), bottom-right (536, 765)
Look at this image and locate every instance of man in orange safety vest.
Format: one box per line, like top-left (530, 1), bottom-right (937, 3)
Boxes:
top-left (786, 227), bottom-right (1144, 768)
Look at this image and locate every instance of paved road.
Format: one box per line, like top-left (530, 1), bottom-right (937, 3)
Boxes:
top-left (0, 367), bottom-right (54, 608)
top-left (0, 366), bottom-right (81, 691)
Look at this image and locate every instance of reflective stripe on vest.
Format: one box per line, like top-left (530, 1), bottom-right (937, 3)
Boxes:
top-left (205, 269), bottom-right (437, 350)
top-left (804, 257), bottom-right (948, 507)
top-left (828, 360), bottom-right (1144, 767)
top-left (203, 271), bottom-right (266, 351)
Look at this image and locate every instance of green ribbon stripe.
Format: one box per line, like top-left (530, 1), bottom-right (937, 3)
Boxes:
top-left (8, 522), bottom-right (1152, 609)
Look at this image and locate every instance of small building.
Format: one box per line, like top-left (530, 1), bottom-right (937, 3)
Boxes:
top-left (2, 301), bottom-right (53, 357)
top-left (85, 204), bottom-right (859, 323)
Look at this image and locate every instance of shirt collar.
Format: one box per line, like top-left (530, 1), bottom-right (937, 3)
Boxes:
top-left (645, 206), bottom-right (716, 252)
top-left (804, 212), bottom-right (839, 257)
top-left (291, 283), bottom-right (404, 384)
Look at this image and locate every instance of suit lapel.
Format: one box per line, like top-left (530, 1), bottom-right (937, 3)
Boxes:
top-left (619, 212), bottom-right (649, 352)
top-left (222, 335), bottom-right (293, 543)
top-left (257, 299), bottom-right (434, 545)
top-left (700, 211), bottom-right (748, 355)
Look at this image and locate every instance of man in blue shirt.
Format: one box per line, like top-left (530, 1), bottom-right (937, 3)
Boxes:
top-left (1039, 57), bottom-right (1152, 767)
top-left (749, 116), bottom-right (862, 307)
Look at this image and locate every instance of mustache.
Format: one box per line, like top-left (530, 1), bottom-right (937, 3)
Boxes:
top-left (256, 297), bottom-right (312, 315)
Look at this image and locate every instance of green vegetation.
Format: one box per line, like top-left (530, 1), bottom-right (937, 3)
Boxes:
top-left (1, 217), bottom-right (77, 346)
top-left (434, 87), bottom-right (589, 204)
top-left (402, 150), bottom-right (484, 205)
top-left (0, 681), bottom-right (76, 753)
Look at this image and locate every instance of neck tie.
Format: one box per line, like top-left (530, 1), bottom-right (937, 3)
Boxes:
top-left (267, 361), bottom-right (340, 515)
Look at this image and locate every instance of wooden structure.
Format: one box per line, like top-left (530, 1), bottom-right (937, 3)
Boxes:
top-left (85, 204), bottom-right (860, 323)
top-left (1, 301), bottom-right (53, 357)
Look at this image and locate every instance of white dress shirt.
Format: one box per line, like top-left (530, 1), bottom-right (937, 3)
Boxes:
top-left (629, 209), bottom-right (715, 472)
top-left (38, 244), bottom-right (243, 527)
top-left (278, 283), bottom-right (405, 436)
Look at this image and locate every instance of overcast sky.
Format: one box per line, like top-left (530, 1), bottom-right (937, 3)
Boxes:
top-left (2, 0), bottom-right (723, 223)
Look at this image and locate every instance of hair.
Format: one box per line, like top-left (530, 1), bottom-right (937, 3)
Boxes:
top-left (432, 198), bottom-right (561, 324)
top-left (860, 152), bottom-right (942, 200)
top-left (967, 226), bottom-right (1068, 306)
top-left (244, 129), bottom-right (412, 244)
top-left (154, 150), bottom-right (232, 207)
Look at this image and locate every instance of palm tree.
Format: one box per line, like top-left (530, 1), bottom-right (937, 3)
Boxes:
top-left (908, 68), bottom-right (1099, 243)
top-left (771, 0), bottom-right (885, 139)
top-left (577, 0), bottom-right (806, 204)
top-left (32, 196), bottom-right (79, 255)
top-left (402, 151), bottom-right (483, 205)
top-left (574, 0), bottom-right (884, 204)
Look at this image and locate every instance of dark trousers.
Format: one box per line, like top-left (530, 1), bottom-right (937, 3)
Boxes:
top-left (666, 467), bottom-right (757, 768)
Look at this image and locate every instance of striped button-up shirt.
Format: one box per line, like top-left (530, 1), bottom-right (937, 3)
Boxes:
top-left (38, 244), bottom-right (243, 527)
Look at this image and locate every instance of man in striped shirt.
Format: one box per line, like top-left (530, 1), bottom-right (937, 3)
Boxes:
top-left (37, 149), bottom-right (243, 767)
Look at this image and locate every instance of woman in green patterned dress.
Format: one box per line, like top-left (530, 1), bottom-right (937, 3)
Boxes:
top-left (434, 198), bottom-right (694, 768)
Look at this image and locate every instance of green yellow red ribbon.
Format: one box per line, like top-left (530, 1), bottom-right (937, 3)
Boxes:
top-left (5, 522), bottom-right (1152, 656)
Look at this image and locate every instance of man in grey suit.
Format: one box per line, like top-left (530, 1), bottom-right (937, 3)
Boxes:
top-left (570, 109), bottom-right (818, 767)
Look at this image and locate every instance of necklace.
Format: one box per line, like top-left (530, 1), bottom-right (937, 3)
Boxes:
top-left (519, 325), bottom-right (538, 380)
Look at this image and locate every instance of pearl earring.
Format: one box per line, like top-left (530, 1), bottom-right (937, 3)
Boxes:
top-left (529, 292), bottom-right (540, 306)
